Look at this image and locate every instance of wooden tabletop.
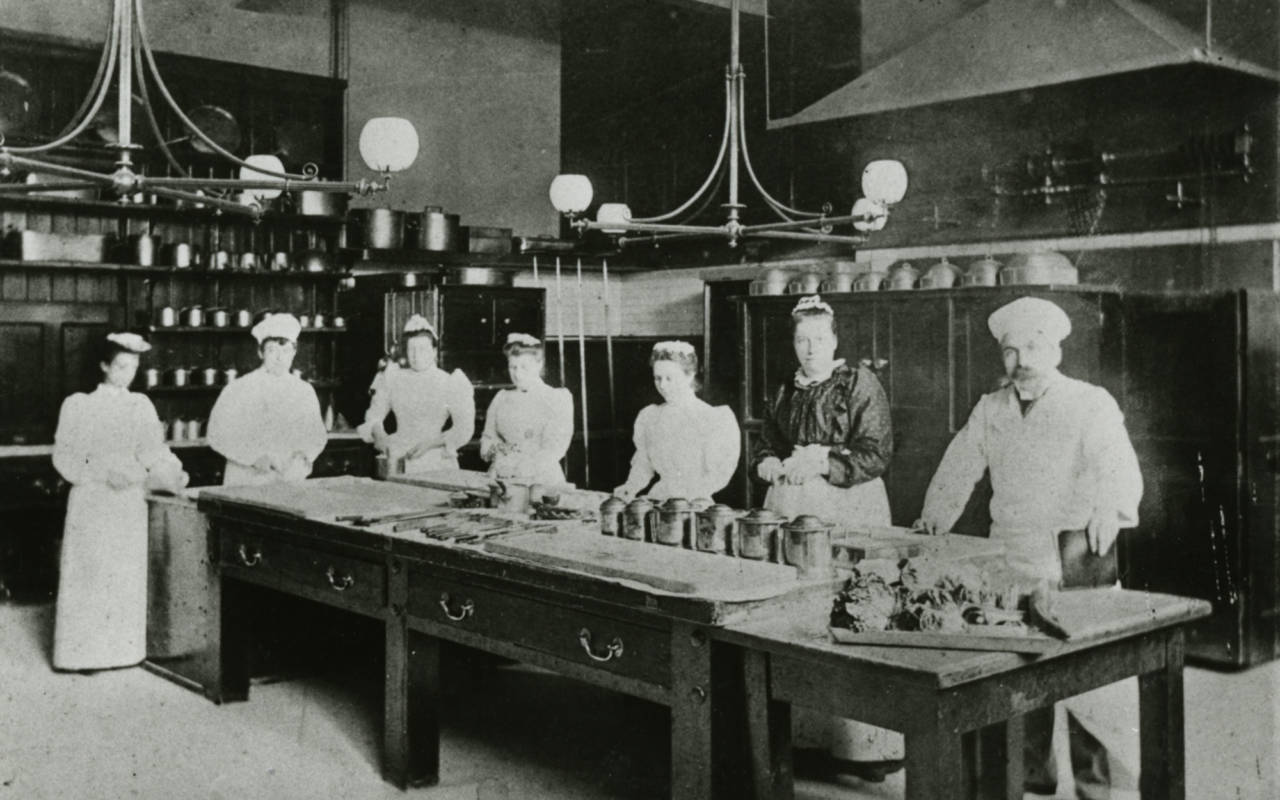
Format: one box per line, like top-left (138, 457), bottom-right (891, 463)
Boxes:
top-left (716, 589), bottom-right (1211, 689)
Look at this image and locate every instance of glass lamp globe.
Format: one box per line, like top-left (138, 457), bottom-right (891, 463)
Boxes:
top-left (851, 197), bottom-right (888, 232)
top-left (359, 117), bottom-right (419, 173)
top-left (596, 202), bottom-right (632, 234)
top-left (239, 154), bottom-right (286, 201)
top-left (549, 174), bottom-right (593, 214)
top-left (861, 159), bottom-right (908, 206)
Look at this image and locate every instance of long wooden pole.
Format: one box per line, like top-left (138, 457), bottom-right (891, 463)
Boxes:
top-left (601, 258), bottom-right (618, 481)
top-left (576, 258), bottom-right (590, 487)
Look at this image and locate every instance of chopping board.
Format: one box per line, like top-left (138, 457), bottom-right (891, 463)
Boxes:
top-left (1030, 587), bottom-right (1207, 641)
top-left (200, 476), bottom-right (444, 521)
top-left (485, 532), bottom-right (800, 596)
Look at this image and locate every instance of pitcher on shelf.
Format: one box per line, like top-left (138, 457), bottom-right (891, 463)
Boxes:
top-left (479, 333), bottom-right (574, 485)
top-left (750, 294), bottom-right (904, 783)
top-left (206, 313), bottom-right (327, 485)
top-left (357, 314), bottom-right (475, 475)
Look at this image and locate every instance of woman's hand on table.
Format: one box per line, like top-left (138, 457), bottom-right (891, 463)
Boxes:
top-left (756, 456), bottom-right (785, 484)
top-left (404, 436), bottom-right (444, 461)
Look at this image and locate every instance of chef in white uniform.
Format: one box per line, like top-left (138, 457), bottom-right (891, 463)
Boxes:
top-left (920, 296), bottom-right (1143, 799)
top-left (52, 332), bottom-right (188, 671)
top-left (480, 333), bottom-right (574, 484)
top-left (613, 340), bottom-right (740, 501)
top-left (207, 313), bottom-right (328, 486)
top-left (358, 315), bottom-right (475, 474)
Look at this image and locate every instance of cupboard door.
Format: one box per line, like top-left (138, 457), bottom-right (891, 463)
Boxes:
top-left (493, 293), bottom-right (543, 346)
top-left (745, 302), bottom-right (795, 422)
top-left (438, 290), bottom-right (494, 351)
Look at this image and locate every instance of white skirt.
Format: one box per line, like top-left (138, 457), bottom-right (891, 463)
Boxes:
top-left (54, 483), bottom-right (148, 670)
top-left (765, 476), bottom-right (905, 761)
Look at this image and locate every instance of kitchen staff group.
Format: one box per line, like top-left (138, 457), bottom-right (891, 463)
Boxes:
top-left (47, 291), bottom-right (1141, 799)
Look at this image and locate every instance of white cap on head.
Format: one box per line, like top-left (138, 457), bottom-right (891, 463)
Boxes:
top-left (404, 314), bottom-right (436, 335)
top-left (652, 340), bottom-right (695, 357)
top-left (106, 332), bottom-right (151, 353)
top-left (251, 313), bottom-right (302, 344)
top-left (506, 332), bottom-right (541, 347)
top-left (988, 297), bottom-right (1071, 345)
top-left (791, 294), bottom-right (834, 316)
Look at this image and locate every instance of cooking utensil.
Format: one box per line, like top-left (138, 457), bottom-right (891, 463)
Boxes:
top-left (653, 498), bottom-right (693, 547)
top-left (490, 480), bottom-right (532, 513)
top-left (289, 189), bottom-right (348, 217)
top-left (827, 272), bottom-right (855, 292)
top-left (787, 271), bottom-right (828, 295)
top-left (170, 367), bottom-right (190, 387)
top-left (737, 508), bottom-right (785, 561)
top-left (131, 234), bottom-right (158, 267)
top-left (332, 315), bottom-right (346, 328)
top-left (210, 249), bottom-right (230, 271)
top-left (21, 172), bottom-right (96, 201)
top-left (270, 251), bottom-right (290, 272)
top-left (169, 418), bottom-right (186, 441)
top-left (465, 225), bottom-right (512, 255)
top-left (297, 314), bottom-right (311, 329)
top-left (209, 308), bottom-right (229, 328)
top-left (312, 312), bottom-right (326, 328)
top-left (964, 256), bottom-right (1002, 287)
top-left (417, 206), bottom-right (461, 251)
top-left (156, 306), bottom-right (177, 327)
top-left (164, 242), bottom-right (193, 269)
top-left (238, 252), bottom-right (259, 272)
top-left (852, 270), bottom-right (886, 292)
top-left (750, 268), bottom-right (793, 296)
top-left (886, 262), bottom-right (919, 290)
top-left (781, 514), bottom-right (835, 579)
top-left (919, 257), bottom-right (961, 289)
top-left (696, 504), bottom-right (739, 555)
top-left (200, 367), bottom-right (219, 386)
top-left (234, 308), bottom-right (252, 328)
top-left (181, 306), bottom-right (203, 327)
top-left (351, 207), bottom-right (405, 249)
top-left (1000, 250), bottom-right (1079, 285)
top-left (621, 498), bottom-right (654, 541)
top-left (599, 496), bottom-right (626, 536)
top-left (185, 419), bottom-right (203, 440)
top-left (5, 230), bottom-right (111, 263)
top-left (143, 368), bottom-right (161, 389)
top-left (445, 266), bottom-right (511, 286)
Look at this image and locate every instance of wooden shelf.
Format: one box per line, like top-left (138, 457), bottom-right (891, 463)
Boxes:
top-left (0, 194), bottom-right (347, 225)
top-left (0, 259), bottom-right (352, 280)
top-left (146, 380), bottom-right (340, 394)
top-left (145, 326), bottom-right (348, 334)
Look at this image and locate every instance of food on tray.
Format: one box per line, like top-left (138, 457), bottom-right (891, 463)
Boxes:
top-left (529, 501), bottom-right (589, 521)
top-left (830, 556), bottom-right (1043, 636)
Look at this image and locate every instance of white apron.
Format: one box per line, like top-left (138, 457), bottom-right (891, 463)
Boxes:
top-left (765, 475), bottom-right (904, 762)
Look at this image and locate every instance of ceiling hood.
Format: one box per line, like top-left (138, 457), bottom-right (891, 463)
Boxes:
top-left (769, 0), bottom-right (1280, 129)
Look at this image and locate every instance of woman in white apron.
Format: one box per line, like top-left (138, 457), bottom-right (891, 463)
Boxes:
top-left (358, 315), bottom-right (475, 474)
top-left (480, 334), bottom-right (573, 485)
top-left (207, 313), bottom-right (328, 486)
top-left (613, 340), bottom-right (740, 502)
top-left (752, 295), bottom-right (904, 782)
top-left (51, 332), bottom-right (188, 671)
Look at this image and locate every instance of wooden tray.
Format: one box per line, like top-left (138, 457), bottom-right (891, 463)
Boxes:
top-left (828, 625), bottom-right (1061, 654)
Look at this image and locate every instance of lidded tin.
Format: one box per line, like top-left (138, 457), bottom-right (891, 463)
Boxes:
top-left (736, 508), bottom-right (786, 561)
top-left (600, 496), bottom-right (627, 536)
top-left (781, 514), bottom-right (835, 578)
top-left (696, 503), bottom-right (739, 555)
top-left (621, 498), bottom-right (654, 541)
top-left (654, 497), bottom-right (693, 547)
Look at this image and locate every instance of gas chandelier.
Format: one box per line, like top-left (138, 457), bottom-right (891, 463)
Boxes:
top-left (0, 0), bottom-right (419, 218)
top-left (549, 0), bottom-right (907, 248)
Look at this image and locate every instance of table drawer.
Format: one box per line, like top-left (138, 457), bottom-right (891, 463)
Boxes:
top-left (220, 533), bottom-right (386, 613)
top-left (407, 572), bottom-right (670, 687)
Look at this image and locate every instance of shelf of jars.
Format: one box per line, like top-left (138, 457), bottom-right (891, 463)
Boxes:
top-left (142, 326), bottom-right (348, 335)
top-left (0, 259), bottom-right (352, 280)
top-left (0, 193), bottom-right (348, 226)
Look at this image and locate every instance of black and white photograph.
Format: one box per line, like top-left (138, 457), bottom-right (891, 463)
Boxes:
top-left (0, 0), bottom-right (1277, 798)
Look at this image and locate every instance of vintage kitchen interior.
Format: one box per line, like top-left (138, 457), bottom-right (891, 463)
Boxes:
top-left (1, 0), bottom-right (1278, 798)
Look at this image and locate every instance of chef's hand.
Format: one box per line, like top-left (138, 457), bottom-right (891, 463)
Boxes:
top-left (756, 457), bottom-right (785, 484)
top-left (370, 425), bottom-right (390, 451)
top-left (1087, 511), bottom-right (1120, 555)
top-left (612, 484), bottom-right (635, 501)
top-left (914, 517), bottom-right (942, 536)
top-left (404, 436), bottom-right (443, 461)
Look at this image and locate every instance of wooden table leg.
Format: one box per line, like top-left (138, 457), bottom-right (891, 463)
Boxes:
top-left (670, 622), bottom-right (713, 800)
top-left (975, 717), bottom-right (1024, 800)
top-left (906, 721), bottom-right (967, 800)
top-left (1139, 630), bottom-right (1186, 800)
top-left (742, 649), bottom-right (793, 800)
top-left (383, 611), bottom-right (440, 788)
top-left (215, 578), bottom-right (250, 703)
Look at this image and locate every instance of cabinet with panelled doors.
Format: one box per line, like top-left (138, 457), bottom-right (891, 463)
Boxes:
top-left (734, 287), bottom-right (1279, 667)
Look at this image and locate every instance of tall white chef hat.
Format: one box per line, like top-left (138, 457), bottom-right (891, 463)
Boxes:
top-left (251, 312), bottom-right (302, 344)
top-left (987, 297), bottom-right (1071, 344)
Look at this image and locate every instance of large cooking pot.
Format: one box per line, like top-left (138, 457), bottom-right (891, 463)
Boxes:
top-left (445, 266), bottom-right (512, 286)
top-left (417, 205), bottom-right (461, 252)
top-left (964, 256), bottom-right (1002, 287)
top-left (919, 257), bottom-right (961, 289)
top-left (351, 208), bottom-right (405, 249)
top-left (290, 189), bottom-right (348, 217)
top-left (1000, 250), bottom-right (1078, 286)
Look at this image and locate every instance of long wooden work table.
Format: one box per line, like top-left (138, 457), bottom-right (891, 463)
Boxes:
top-left (186, 476), bottom-right (1210, 800)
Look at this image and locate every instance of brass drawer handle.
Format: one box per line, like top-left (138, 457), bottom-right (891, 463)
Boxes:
top-left (438, 592), bottom-right (474, 621)
top-left (236, 543), bottom-right (262, 567)
top-left (325, 566), bottom-right (355, 592)
top-left (578, 628), bottom-right (624, 662)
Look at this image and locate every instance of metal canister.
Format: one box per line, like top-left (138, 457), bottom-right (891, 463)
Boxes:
top-left (621, 498), bottom-right (654, 541)
top-left (186, 418), bottom-right (203, 441)
top-left (169, 417), bottom-right (186, 441)
top-left (600, 496), bottom-right (626, 536)
top-left (696, 503), bottom-right (739, 555)
top-left (782, 514), bottom-right (835, 579)
top-left (653, 498), bottom-right (693, 547)
top-left (201, 366), bottom-right (218, 386)
top-left (143, 368), bottom-right (160, 389)
top-left (736, 508), bottom-right (785, 561)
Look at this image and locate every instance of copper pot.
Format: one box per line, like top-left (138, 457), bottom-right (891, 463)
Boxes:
top-left (736, 508), bottom-right (785, 561)
top-left (919, 257), bottom-right (961, 289)
top-left (653, 498), bottom-right (694, 547)
top-left (964, 256), bottom-right (1002, 287)
top-left (417, 205), bottom-right (461, 252)
top-left (1000, 250), bottom-right (1078, 286)
top-left (782, 514), bottom-right (835, 578)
